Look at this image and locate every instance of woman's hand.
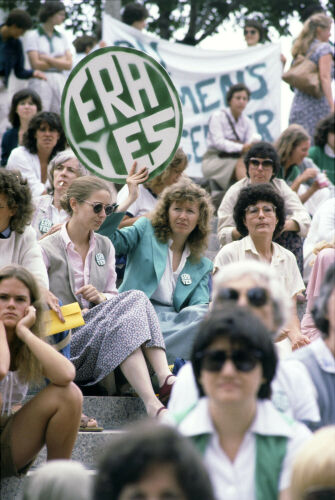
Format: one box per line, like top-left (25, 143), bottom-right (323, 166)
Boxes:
top-left (76, 285), bottom-right (105, 305)
top-left (16, 306), bottom-right (36, 338)
top-left (290, 332), bottom-right (311, 351)
top-left (126, 162), bottom-right (149, 201)
top-left (300, 167), bottom-right (318, 182)
top-left (39, 223), bottom-right (63, 240)
top-left (42, 289), bottom-right (65, 322)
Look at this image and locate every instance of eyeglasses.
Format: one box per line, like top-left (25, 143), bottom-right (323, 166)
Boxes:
top-left (245, 204), bottom-right (275, 217)
top-left (196, 348), bottom-right (262, 372)
top-left (249, 158), bottom-right (274, 170)
top-left (215, 287), bottom-right (269, 307)
top-left (244, 29), bottom-right (257, 35)
top-left (83, 201), bottom-right (117, 215)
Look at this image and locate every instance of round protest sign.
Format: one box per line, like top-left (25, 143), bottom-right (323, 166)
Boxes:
top-left (61, 47), bottom-right (183, 183)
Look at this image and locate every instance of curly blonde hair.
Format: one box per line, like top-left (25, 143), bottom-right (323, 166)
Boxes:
top-left (146, 147), bottom-right (187, 191)
top-left (292, 13), bottom-right (331, 58)
top-left (0, 265), bottom-right (46, 384)
top-left (275, 124), bottom-right (310, 166)
top-left (150, 179), bottom-right (213, 261)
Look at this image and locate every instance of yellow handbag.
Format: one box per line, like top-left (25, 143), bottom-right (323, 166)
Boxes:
top-left (43, 302), bottom-right (85, 336)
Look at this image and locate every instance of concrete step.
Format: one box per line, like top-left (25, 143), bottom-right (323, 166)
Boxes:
top-left (82, 395), bottom-right (146, 429)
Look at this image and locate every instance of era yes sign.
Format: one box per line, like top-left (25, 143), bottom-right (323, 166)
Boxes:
top-left (61, 47), bottom-right (183, 183)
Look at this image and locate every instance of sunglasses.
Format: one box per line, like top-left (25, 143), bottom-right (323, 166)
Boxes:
top-left (83, 200), bottom-right (118, 215)
top-left (215, 287), bottom-right (269, 307)
top-left (249, 158), bottom-right (274, 170)
top-left (244, 29), bottom-right (257, 35)
top-left (197, 348), bottom-right (262, 372)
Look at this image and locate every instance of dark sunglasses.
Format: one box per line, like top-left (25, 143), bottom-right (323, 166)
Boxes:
top-left (197, 348), bottom-right (262, 372)
top-left (249, 158), bottom-right (274, 169)
top-left (215, 287), bottom-right (269, 308)
top-left (244, 29), bottom-right (257, 35)
top-left (83, 200), bottom-right (118, 215)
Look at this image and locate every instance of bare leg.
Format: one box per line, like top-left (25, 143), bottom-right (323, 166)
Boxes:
top-left (10, 382), bottom-right (82, 471)
top-left (119, 348), bottom-right (163, 417)
top-left (235, 158), bottom-right (246, 180)
top-left (143, 346), bottom-right (176, 387)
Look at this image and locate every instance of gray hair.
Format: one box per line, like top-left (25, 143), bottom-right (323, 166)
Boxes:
top-left (213, 261), bottom-right (291, 334)
top-left (22, 460), bottom-right (92, 500)
top-left (48, 149), bottom-right (87, 190)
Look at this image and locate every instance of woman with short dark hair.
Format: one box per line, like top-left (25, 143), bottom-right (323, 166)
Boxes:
top-left (176, 307), bottom-right (311, 500)
top-left (6, 111), bottom-right (66, 197)
top-left (214, 183), bottom-right (309, 350)
top-left (309, 113), bottom-right (335, 185)
top-left (202, 82), bottom-right (259, 192)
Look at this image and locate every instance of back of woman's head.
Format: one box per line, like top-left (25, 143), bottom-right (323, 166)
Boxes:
top-left (60, 175), bottom-right (110, 215)
top-left (275, 124), bottom-right (310, 165)
top-left (9, 89), bottom-right (42, 128)
top-left (314, 113), bottom-right (335, 148)
top-left (146, 147), bottom-right (188, 190)
top-left (94, 423), bottom-right (215, 500)
top-left (290, 426), bottom-right (335, 500)
top-left (151, 178), bottom-right (213, 261)
top-left (23, 460), bottom-right (92, 500)
top-left (0, 169), bottom-right (33, 233)
top-left (292, 13), bottom-right (332, 57)
top-left (191, 307), bottom-right (277, 399)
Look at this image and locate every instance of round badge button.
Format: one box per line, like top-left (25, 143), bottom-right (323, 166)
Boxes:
top-left (61, 47), bottom-right (183, 184)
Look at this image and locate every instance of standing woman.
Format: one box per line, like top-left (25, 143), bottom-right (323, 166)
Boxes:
top-left (40, 175), bottom-right (175, 418)
top-left (0, 265), bottom-right (82, 479)
top-left (106, 179), bottom-right (214, 363)
top-left (1, 89), bottom-right (42, 167)
top-left (289, 13), bottom-right (334, 142)
top-left (6, 111), bottom-right (66, 197)
top-left (25, 1), bottom-right (72, 113)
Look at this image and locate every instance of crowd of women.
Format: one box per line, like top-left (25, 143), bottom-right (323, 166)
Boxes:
top-left (0, 2), bottom-right (334, 499)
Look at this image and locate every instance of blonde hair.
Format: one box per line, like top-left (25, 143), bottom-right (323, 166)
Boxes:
top-left (0, 265), bottom-right (46, 383)
top-left (292, 13), bottom-right (331, 58)
top-left (146, 148), bottom-right (187, 191)
top-left (60, 176), bottom-right (111, 215)
top-left (290, 426), bottom-right (335, 499)
top-left (150, 179), bottom-right (213, 261)
top-left (275, 124), bottom-right (310, 166)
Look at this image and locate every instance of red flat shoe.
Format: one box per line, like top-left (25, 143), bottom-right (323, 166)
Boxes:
top-left (158, 374), bottom-right (175, 405)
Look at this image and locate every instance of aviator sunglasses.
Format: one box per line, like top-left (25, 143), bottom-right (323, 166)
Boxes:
top-left (197, 347), bottom-right (262, 372)
top-left (249, 158), bottom-right (274, 170)
top-left (244, 29), bottom-right (257, 35)
top-left (215, 287), bottom-right (269, 308)
top-left (83, 201), bottom-right (118, 215)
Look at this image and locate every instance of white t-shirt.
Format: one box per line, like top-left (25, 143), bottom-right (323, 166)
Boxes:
top-left (117, 184), bottom-right (157, 217)
top-left (25, 26), bottom-right (71, 68)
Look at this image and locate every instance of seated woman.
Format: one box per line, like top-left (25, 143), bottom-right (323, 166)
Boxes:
top-left (175, 307), bottom-right (311, 500)
top-left (214, 183), bottom-right (309, 350)
top-left (169, 261), bottom-right (320, 429)
top-left (289, 261), bottom-right (335, 428)
top-left (202, 83), bottom-right (259, 192)
top-left (6, 111), bottom-right (66, 198)
top-left (309, 112), bottom-right (335, 186)
top-left (275, 124), bottom-right (331, 215)
top-left (117, 147), bottom-right (188, 228)
top-left (217, 142), bottom-right (311, 274)
top-left (105, 179), bottom-right (214, 364)
top-left (1, 88), bottom-right (42, 167)
top-left (39, 175), bottom-right (175, 418)
top-left (0, 265), bottom-right (82, 479)
top-left (31, 149), bottom-right (86, 239)
top-left (0, 170), bottom-right (48, 290)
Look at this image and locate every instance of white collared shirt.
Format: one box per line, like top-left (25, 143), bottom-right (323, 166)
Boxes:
top-left (151, 241), bottom-right (190, 305)
top-left (176, 398), bottom-right (311, 500)
top-left (310, 337), bottom-right (335, 374)
top-left (206, 107), bottom-right (256, 153)
top-left (214, 234), bottom-right (305, 297)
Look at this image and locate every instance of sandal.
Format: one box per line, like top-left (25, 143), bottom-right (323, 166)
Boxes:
top-left (158, 374), bottom-right (175, 405)
top-left (79, 414), bottom-right (104, 432)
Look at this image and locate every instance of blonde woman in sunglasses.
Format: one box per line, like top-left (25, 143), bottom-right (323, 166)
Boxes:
top-left (39, 173), bottom-right (176, 419)
top-left (175, 307), bottom-right (311, 500)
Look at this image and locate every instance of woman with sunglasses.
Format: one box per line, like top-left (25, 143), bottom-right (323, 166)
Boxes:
top-left (39, 175), bottom-right (175, 419)
top-left (214, 183), bottom-right (309, 350)
top-left (176, 307), bottom-right (311, 500)
top-left (217, 141), bottom-right (311, 274)
top-left (169, 261), bottom-right (320, 429)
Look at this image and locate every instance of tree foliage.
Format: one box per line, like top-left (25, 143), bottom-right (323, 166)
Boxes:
top-left (1, 0), bottom-right (333, 46)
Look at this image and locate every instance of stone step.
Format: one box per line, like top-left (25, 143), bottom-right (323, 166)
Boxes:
top-left (82, 395), bottom-right (146, 429)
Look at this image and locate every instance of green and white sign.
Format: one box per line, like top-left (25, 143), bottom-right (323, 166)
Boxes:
top-left (61, 47), bottom-right (183, 183)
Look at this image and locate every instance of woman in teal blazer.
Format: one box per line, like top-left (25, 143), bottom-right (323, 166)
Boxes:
top-left (101, 179), bottom-right (214, 364)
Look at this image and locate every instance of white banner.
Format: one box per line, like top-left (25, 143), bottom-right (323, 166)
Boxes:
top-left (103, 15), bottom-right (282, 178)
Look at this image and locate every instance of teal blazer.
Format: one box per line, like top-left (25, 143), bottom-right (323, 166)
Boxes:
top-left (100, 216), bottom-right (213, 312)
